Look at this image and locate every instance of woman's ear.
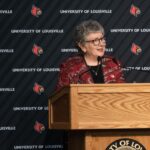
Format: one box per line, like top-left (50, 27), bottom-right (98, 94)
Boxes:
top-left (77, 42), bottom-right (87, 53)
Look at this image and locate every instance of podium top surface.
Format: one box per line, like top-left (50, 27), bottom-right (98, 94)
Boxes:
top-left (51, 83), bottom-right (150, 96)
top-left (49, 83), bottom-right (150, 130)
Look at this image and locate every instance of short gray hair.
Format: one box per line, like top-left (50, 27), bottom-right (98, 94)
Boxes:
top-left (73, 20), bottom-right (105, 45)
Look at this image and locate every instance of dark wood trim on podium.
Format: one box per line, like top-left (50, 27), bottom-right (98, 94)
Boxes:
top-left (48, 84), bottom-right (150, 150)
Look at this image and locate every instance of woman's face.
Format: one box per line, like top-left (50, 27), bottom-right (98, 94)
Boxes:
top-left (79, 32), bottom-right (106, 57)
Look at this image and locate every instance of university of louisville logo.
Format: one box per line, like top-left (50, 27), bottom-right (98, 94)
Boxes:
top-left (31, 5), bottom-right (42, 17)
top-left (131, 43), bottom-right (142, 55)
top-left (33, 83), bottom-right (44, 95)
top-left (130, 4), bottom-right (141, 17)
top-left (106, 138), bottom-right (146, 150)
top-left (32, 44), bottom-right (43, 56)
top-left (34, 121), bottom-right (45, 133)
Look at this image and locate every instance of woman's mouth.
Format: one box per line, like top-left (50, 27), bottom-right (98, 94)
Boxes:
top-left (97, 48), bottom-right (104, 51)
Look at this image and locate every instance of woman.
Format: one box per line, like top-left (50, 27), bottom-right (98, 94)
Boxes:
top-left (56, 20), bottom-right (125, 91)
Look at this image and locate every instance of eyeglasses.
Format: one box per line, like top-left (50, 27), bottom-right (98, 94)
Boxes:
top-left (85, 37), bottom-right (106, 46)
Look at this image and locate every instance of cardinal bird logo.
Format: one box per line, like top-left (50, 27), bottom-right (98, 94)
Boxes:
top-left (31, 5), bottom-right (42, 17)
top-left (131, 43), bottom-right (142, 55)
top-left (33, 83), bottom-right (44, 95)
top-left (130, 4), bottom-right (141, 17)
top-left (34, 121), bottom-right (45, 133)
top-left (32, 44), bottom-right (43, 56)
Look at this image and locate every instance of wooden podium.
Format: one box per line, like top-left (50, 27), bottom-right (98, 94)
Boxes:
top-left (48, 84), bottom-right (150, 150)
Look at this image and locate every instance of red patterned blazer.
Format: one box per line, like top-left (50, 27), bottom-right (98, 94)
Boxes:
top-left (56, 55), bottom-right (125, 91)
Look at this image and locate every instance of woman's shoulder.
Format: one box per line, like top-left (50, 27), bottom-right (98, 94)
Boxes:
top-left (61, 54), bottom-right (84, 66)
top-left (102, 55), bottom-right (122, 66)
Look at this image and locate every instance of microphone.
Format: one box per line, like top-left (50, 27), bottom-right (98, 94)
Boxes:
top-left (97, 56), bottom-right (102, 62)
top-left (77, 56), bottom-right (103, 83)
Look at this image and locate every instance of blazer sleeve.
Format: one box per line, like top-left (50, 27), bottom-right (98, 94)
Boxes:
top-left (55, 63), bottom-right (70, 91)
top-left (103, 57), bottom-right (126, 83)
top-left (113, 59), bottom-right (125, 83)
